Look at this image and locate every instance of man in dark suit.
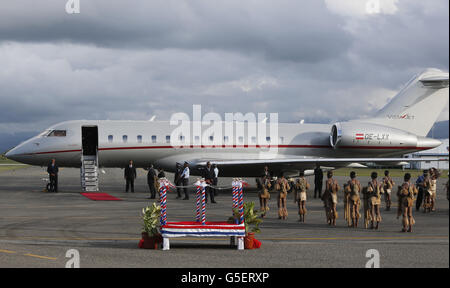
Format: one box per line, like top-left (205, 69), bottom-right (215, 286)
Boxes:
top-left (147, 163), bottom-right (156, 199)
top-left (124, 160), bottom-right (137, 193)
top-left (314, 165), bottom-right (323, 199)
top-left (47, 159), bottom-right (59, 192)
top-left (415, 170), bottom-right (429, 211)
top-left (203, 161), bottom-right (216, 203)
top-left (174, 163), bottom-right (183, 199)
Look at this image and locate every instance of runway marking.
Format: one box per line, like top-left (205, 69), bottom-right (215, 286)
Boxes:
top-left (23, 253), bottom-right (57, 261)
top-left (1, 235), bottom-right (448, 242)
top-left (0, 249), bottom-right (17, 254)
top-left (1, 216), bottom-right (139, 220)
top-left (1, 236), bottom-right (140, 241)
top-left (259, 236), bottom-right (449, 241)
top-left (0, 249), bottom-right (57, 261)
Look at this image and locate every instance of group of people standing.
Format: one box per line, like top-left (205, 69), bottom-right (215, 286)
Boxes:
top-left (172, 161), bottom-right (219, 203)
top-left (123, 160), bottom-right (172, 197)
top-left (257, 166), bottom-right (310, 222)
top-left (130, 161), bottom-right (219, 203)
top-left (172, 162), bottom-right (191, 200)
top-left (144, 161), bottom-right (192, 200)
top-left (46, 157), bottom-right (446, 230)
top-left (257, 166), bottom-right (444, 232)
top-left (415, 168), bottom-right (440, 213)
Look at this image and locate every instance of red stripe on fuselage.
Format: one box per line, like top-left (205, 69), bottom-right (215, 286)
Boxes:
top-left (98, 145), bottom-right (429, 150)
top-left (27, 149), bottom-right (82, 155)
top-left (338, 145), bottom-right (424, 150)
top-left (98, 144), bottom-right (331, 150)
top-left (24, 144), bottom-right (432, 155)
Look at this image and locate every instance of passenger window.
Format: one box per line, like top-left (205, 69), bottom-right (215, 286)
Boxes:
top-left (266, 136), bottom-right (271, 143)
top-left (123, 135), bottom-right (128, 143)
top-left (151, 135), bottom-right (157, 143)
top-left (238, 136), bottom-right (244, 144)
top-left (108, 135), bottom-right (113, 143)
top-left (166, 135), bottom-right (170, 143)
top-left (137, 135), bottom-right (143, 143)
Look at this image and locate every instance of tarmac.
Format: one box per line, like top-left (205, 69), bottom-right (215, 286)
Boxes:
top-left (0, 166), bottom-right (448, 268)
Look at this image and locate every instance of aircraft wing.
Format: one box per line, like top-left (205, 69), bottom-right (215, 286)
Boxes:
top-left (195, 157), bottom-right (446, 166)
top-left (188, 157), bottom-right (447, 177)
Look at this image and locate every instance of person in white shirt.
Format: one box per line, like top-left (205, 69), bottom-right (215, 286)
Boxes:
top-left (180, 162), bottom-right (190, 200)
top-left (213, 164), bottom-right (219, 178)
top-left (213, 164), bottom-right (219, 196)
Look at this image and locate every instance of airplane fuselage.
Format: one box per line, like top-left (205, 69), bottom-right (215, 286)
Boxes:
top-left (5, 68), bottom-right (447, 177)
top-left (6, 120), bottom-right (439, 177)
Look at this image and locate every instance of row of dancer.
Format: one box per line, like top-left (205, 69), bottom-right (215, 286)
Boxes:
top-left (257, 168), bottom-right (442, 232)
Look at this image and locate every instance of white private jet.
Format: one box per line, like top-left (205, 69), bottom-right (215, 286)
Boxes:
top-left (5, 69), bottom-right (449, 186)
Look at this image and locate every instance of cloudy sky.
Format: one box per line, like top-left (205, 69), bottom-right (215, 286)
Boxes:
top-left (0, 0), bottom-right (448, 150)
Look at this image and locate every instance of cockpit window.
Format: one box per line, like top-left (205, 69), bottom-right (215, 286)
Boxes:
top-left (38, 130), bottom-right (51, 137)
top-left (47, 130), bottom-right (67, 137)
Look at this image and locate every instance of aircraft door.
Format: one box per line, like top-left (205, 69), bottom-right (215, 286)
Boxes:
top-left (81, 126), bottom-right (98, 156)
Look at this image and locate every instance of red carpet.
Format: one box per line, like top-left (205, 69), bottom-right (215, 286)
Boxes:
top-left (81, 192), bottom-right (122, 201)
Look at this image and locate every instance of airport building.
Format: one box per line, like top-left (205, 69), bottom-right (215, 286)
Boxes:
top-left (406, 138), bottom-right (449, 170)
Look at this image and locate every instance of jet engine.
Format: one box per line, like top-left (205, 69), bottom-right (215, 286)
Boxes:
top-left (329, 122), bottom-right (419, 149)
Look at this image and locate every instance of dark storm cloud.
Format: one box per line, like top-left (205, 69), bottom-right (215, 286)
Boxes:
top-left (0, 0), bottom-right (448, 149)
top-left (0, 0), bottom-right (352, 62)
top-left (343, 0), bottom-right (449, 86)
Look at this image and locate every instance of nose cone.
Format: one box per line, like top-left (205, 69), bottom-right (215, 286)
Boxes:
top-left (5, 146), bottom-right (23, 162)
top-left (4, 142), bottom-right (34, 164)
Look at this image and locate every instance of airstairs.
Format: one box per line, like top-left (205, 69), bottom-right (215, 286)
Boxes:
top-left (81, 154), bottom-right (99, 192)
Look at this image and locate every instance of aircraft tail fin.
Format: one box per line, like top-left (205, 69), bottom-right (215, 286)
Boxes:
top-left (359, 68), bottom-right (449, 136)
